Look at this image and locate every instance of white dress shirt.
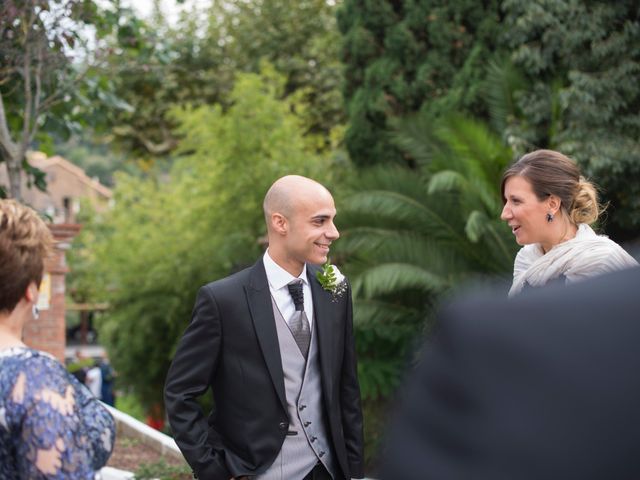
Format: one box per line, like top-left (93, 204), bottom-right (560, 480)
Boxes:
top-left (263, 250), bottom-right (314, 328)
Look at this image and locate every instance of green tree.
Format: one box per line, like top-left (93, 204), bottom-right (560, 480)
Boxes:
top-left (0, 0), bottom-right (130, 199)
top-left (72, 69), bottom-right (335, 409)
top-left (213, 0), bottom-right (345, 146)
top-left (55, 136), bottom-right (133, 187)
top-left (337, 0), bottom-right (502, 167)
top-left (336, 113), bottom-right (517, 456)
top-left (98, 0), bottom-right (345, 163)
top-left (498, 0), bottom-right (640, 239)
top-left (93, 5), bottom-right (228, 163)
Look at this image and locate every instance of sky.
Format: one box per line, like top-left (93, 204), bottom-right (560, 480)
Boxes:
top-left (126, 0), bottom-right (211, 25)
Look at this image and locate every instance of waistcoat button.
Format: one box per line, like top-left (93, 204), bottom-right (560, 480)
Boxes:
top-left (278, 421), bottom-right (288, 430)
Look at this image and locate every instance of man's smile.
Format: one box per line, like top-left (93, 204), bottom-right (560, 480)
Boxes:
top-left (315, 242), bottom-right (331, 252)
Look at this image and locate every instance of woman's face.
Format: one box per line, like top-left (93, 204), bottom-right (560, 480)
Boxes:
top-left (501, 175), bottom-right (552, 246)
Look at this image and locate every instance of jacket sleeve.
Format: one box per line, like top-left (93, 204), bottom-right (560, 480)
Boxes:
top-left (339, 282), bottom-right (365, 478)
top-left (164, 285), bottom-right (231, 480)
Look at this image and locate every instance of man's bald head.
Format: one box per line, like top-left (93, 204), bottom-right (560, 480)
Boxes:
top-left (263, 175), bottom-right (331, 228)
top-left (263, 175), bottom-right (339, 274)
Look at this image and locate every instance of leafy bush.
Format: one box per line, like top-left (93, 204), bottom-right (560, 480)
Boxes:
top-left (71, 68), bottom-right (336, 410)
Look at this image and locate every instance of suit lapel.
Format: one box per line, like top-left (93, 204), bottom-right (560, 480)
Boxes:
top-left (245, 260), bottom-right (287, 412)
top-left (308, 266), bottom-right (334, 402)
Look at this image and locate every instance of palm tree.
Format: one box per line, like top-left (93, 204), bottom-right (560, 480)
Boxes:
top-left (484, 55), bottom-right (565, 156)
top-left (337, 112), bottom-right (518, 400)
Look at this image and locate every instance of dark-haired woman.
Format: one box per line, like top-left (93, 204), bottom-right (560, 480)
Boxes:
top-left (0, 199), bottom-right (115, 478)
top-left (501, 149), bottom-right (637, 296)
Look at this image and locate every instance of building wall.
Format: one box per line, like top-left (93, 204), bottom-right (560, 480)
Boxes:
top-left (0, 152), bottom-right (112, 223)
top-left (1, 153), bottom-right (109, 361)
top-left (22, 224), bottom-right (81, 362)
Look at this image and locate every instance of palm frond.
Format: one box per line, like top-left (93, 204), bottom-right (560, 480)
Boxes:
top-left (340, 110), bottom-right (523, 412)
top-left (344, 190), bottom-right (467, 243)
top-left (484, 56), bottom-right (529, 135)
top-left (340, 228), bottom-right (475, 274)
top-left (483, 221), bottom-right (518, 272)
top-left (434, 114), bottom-right (513, 184)
top-left (389, 114), bottom-right (447, 168)
top-left (353, 263), bottom-right (448, 299)
top-left (465, 210), bottom-right (488, 243)
top-left (427, 170), bottom-right (467, 194)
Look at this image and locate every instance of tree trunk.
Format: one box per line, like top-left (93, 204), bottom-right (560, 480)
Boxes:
top-left (0, 95), bottom-right (24, 201)
top-left (6, 153), bottom-right (23, 201)
top-left (0, 144), bottom-right (26, 202)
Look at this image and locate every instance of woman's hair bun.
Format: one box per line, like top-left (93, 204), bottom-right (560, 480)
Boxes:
top-left (570, 176), bottom-right (599, 225)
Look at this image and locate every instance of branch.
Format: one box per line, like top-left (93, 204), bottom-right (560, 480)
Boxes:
top-left (112, 125), bottom-right (179, 155)
top-left (29, 40), bottom-right (44, 143)
top-left (37, 53), bottom-right (105, 116)
top-left (19, 7), bottom-right (36, 157)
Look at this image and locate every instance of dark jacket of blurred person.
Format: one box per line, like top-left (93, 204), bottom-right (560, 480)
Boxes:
top-left (0, 199), bottom-right (115, 478)
top-left (382, 266), bottom-right (640, 480)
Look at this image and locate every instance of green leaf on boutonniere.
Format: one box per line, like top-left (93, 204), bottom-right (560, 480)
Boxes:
top-left (316, 261), bottom-right (347, 299)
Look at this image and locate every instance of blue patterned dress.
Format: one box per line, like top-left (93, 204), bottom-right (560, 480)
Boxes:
top-left (0, 347), bottom-right (115, 479)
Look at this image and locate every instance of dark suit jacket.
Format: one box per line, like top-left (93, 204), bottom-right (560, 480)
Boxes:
top-left (164, 259), bottom-right (364, 480)
top-left (382, 266), bottom-right (640, 480)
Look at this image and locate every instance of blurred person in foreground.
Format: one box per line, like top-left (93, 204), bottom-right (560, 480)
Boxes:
top-left (0, 199), bottom-right (115, 478)
top-left (501, 149), bottom-right (637, 295)
top-left (382, 265), bottom-right (640, 480)
top-left (164, 175), bottom-right (364, 480)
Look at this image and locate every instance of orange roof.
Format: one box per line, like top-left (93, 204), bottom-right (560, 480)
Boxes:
top-left (29, 152), bottom-right (113, 199)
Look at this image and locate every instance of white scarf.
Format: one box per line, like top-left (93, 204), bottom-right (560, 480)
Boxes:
top-left (509, 223), bottom-right (638, 296)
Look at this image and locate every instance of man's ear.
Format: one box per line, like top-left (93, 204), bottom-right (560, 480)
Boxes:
top-left (547, 194), bottom-right (562, 215)
top-left (24, 282), bottom-right (38, 303)
top-left (271, 212), bottom-right (288, 236)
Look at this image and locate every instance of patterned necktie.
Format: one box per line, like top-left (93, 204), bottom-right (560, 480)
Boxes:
top-left (287, 280), bottom-right (311, 358)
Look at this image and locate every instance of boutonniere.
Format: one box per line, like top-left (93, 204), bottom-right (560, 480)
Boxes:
top-left (316, 261), bottom-right (348, 300)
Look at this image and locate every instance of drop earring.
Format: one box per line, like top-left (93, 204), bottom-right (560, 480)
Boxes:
top-left (546, 212), bottom-right (554, 223)
top-left (32, 305), bottom-right (39, 320)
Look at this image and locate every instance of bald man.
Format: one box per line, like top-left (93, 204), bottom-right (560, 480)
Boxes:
top-left (164, 176), bottom-right (365, 480)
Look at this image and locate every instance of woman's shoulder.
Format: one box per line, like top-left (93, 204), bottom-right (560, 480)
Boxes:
top-left (0, 347), bottom-right (73, 393)
top-left (0, 346), bottom-right (63, 370)
top-left (575, 227), bottom-right (636, 260)
top-left (565, 226), bottom-right (638, 279)
top-left (514, 243), bottom-right (543, 271)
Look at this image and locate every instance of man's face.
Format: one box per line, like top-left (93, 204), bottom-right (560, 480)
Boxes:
top-left (284, 190), bottom-right (340, 269)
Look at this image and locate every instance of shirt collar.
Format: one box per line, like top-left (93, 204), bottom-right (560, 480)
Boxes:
top-left (263, 249), bottom-right (308, 291)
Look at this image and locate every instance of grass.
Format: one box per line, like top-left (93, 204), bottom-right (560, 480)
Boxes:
top-left (134, 459), bottom-right (192, 480)
top-left (115, 392), bottom-right (146, 422)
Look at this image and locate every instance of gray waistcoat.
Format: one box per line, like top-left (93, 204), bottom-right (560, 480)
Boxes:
top-left (256, 298), bottom-right (337, 480)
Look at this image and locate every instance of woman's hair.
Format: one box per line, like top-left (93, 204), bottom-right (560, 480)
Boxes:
top-left (0, 200), bottom-right (53, 313)
top-left (501, 149), bottom-right (600, 225)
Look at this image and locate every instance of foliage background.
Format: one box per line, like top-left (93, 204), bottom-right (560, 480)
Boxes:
top-left (2, 0), bottom-right (635, 474)
top-left (71, 67), bottom-right (337, 407)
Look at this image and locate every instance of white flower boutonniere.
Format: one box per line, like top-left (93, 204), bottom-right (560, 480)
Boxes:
top-left (316, 261), bottom-right (348, 300)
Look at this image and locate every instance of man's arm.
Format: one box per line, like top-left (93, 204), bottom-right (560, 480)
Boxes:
top-left (339, 282), bottom-right (365, 478)
top-left (164, 285), bottom-right (232, 480)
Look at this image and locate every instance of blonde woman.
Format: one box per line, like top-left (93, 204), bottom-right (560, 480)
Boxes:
top-left (500, 149), bottom-right (637, 296)
top-left (0, 199), bottom-right (114, 478)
